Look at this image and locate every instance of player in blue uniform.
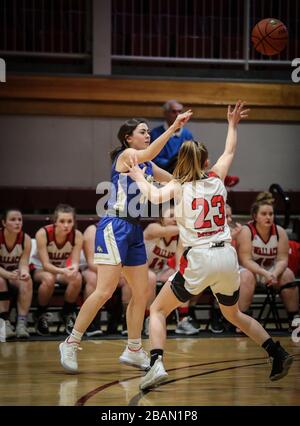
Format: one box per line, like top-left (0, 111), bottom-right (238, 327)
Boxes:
top-left (59, 110), bottom-right (192, 373)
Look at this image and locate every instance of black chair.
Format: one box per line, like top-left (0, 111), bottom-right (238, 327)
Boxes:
top-left (256, 286), bottom-right (283, 330)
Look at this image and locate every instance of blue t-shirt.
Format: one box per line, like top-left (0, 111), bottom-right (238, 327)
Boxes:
top-left (150, 125), bottom-right (194, 170)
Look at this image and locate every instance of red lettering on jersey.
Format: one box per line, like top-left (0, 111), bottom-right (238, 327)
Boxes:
top-left (192, 195), bottom-right (225, 231)
top-left (253, 247), bottom-right (277, 257)
top-left (48, 252), bottom-right (70, 261)
top-left (152, 245), bottom-right (175, 259)
top-left (197, 227), bottom-right (224, 238)
top-left (149, 257), bottom-right (165, 270)
top-left (0, 255), bottom-right (21, 265)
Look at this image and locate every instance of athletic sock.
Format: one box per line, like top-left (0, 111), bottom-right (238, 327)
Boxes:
top-left (67, 328), bottom-right (83, 344)
top-left (262, 338), bottom-right (277, 357)
top-left (128, 338), bottom-right (142, 351)
top-left (150, 349), bottom-right (164, 366)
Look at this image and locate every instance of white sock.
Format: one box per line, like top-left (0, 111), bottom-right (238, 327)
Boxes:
top-left (128, 338), bottom-right (142, 351)
top-left (67, 328), bottom-right (83, 344)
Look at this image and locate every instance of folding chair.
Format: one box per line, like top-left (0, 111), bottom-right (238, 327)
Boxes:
top-left (256, 286), bottom-right (283, 330)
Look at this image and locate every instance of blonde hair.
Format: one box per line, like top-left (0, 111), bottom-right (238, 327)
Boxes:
top-left (173, 140), bottom-right (208, 183)
top-left (250, 191), bottom-right (275, 219)
top-left (256, 191), bottom-right (275, 204)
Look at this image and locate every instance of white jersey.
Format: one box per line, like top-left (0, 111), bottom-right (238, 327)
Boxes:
top-left (31, 224), bottom-right (75, 269)
top-left (174, 172), bottom-right (231, 247)
top-left (146, 235), bottom-right (178, 272)
top-left (0, 228), bottom-right (24, 271)
top-left (247, 221), bottom-right (279, 269)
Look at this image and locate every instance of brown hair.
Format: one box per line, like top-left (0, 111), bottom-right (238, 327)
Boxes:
top-left (2, 208), bottom-right (22, 222)
top-left (173, 140), bottom-right (208, 183)
top-left (53, 204), bottom-right (76, 224)
top-left (110, 118), bottom-right (148, 162)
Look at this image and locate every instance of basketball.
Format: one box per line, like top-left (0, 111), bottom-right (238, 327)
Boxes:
top-left (251, 18), bottom-right (288, 56)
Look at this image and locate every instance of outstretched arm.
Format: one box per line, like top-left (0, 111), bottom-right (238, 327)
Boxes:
top-left (117, 110), bottom-right (193, 172)
top-left (211, 100), bottom-right (250, 180)
top-left (144, 222), bottom-right (179, 240)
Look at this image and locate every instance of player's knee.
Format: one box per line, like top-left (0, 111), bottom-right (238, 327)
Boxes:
top-left (280, 268), bottom-right (295, 285)
top-left (240, 270), bottom-right (256, 289)
top-left (22, 278), bottom-right (33, 292)
top-left (74, 273), bottom-right (83, 287)
top-left (98, 288), bottom-right (115, 302)
top-left (42, 273), bottom-right (56, 289)
top-left (149, 302), bottom-right (167, 317)
top-left (0, 277), bottom-right (8, 290)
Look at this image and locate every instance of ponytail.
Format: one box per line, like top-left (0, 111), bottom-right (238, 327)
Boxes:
top-left (110, 146), bottom-right (125, 162)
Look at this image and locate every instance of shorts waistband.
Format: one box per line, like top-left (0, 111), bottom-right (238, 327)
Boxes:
top-left (105, 209), bottom-right (141, 225)
top-left (189, 241), bottom-right (231, 249)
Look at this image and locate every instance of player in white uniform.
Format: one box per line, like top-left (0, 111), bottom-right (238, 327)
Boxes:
top-left (237, 197), bottom-right (299, 331)
top-left (127, 100), bottom-right (293, 390)
top-left (31, 204), bottom-right (83, 336)
top-left (0, 209), bottom-right (32, 339)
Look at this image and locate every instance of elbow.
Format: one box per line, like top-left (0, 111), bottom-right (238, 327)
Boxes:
top-left (239, 257), bottom-right (249, 268)
top-left (149, 196), bottom-right (161, 205)
top-left (43, 262), bottom-right (53, 272)
top-left (87, 262), bottom-right (95, 270)
top-left (146, 188), bottom-right (161, 204)
top-left (281, 259), bottom-right (288, 269)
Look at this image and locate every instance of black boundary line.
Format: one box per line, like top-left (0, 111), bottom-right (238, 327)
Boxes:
top-left (130, 356), bottom-right (299, 406)
top-left (75, 354), bottom-right (300, 406)
top-left (129, 360), bottom-right (268, 406)
top-left (74, 355), bottom-right (277, 406)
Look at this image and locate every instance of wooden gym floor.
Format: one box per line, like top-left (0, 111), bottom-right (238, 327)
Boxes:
top-left (0, 336), bottom-right (299, 406)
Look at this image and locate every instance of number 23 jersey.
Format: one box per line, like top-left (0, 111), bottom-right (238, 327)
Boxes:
top-left (174, 172), bottom-right (231, 247)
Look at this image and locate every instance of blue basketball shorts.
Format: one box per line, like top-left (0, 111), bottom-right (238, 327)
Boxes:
top-left (94, 216), bottom-right (147, 266)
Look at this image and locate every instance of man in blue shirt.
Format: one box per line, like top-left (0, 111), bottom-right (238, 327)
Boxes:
top-left (150, 100), bottom-right (193, 173)
top-left (151, 99), bottom-right (240, 188)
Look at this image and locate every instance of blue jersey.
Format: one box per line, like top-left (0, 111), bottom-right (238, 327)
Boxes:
top-left (95, 151), bottom-right (153, 267)
top-left (150, 125), bottom-right (193, 170)
top-left (106, 153), bottom-right (154, 220)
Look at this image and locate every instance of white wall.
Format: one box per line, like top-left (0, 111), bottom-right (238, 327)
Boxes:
top-left (0, 115), bottom-right (299, 191)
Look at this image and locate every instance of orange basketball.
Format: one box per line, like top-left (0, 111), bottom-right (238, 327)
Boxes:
top-left (251, 18), bottom-right (288, 56)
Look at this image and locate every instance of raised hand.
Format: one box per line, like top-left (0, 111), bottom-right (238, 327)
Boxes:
top-left (172, 109), bottom-right (193, 131)
top-left (125, 163), bottom-right (146, 182)
top-left (227, 101), bottom-right (250, 126)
